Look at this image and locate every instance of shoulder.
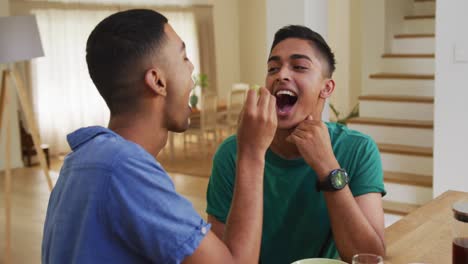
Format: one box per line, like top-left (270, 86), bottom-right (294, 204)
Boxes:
top-left (217, 135), bottom-right (238, 151)
top-left (102, 134), bottom-right (162, 172)
top-left (72, 132), bottom-right (168, 187)
top-left (64, 129), bottom-right (154, 169)
top-left (112, 143), bottom-right (168, 185)
top-left (213, 135), bottom-right (238, 161)
top-left (209, 136), bottom-right (238, 184)
top-left (102, 143), bottom-right (176, 212)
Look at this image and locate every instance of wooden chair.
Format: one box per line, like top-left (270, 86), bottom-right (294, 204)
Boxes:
top-left (184, 93), bottom-right (219, 155)
top-left (19, 120), bottom-right (50, 168)
top-left (226, 83), bottom-right (248, 133)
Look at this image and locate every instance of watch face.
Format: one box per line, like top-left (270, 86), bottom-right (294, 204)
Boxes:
top-left (331, 170), bottom-right (348, 189)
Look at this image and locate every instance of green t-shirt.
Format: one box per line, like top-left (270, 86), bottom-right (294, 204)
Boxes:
top-left (206, 122), bottom-right (386, 264)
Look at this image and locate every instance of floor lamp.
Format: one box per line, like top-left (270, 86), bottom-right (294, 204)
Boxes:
top-left (0, 15), bottom-right (53, 263)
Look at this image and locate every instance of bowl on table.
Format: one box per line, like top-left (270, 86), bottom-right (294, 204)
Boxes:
top-left (291, 258), bottom-right (347, 264)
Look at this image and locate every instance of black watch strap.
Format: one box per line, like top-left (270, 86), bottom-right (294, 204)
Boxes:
top-left (316, 176), bottom-right (334, 192)
top-left (316, 168), bottom-right (349, 192)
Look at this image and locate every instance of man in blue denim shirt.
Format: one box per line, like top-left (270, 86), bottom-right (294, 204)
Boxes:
top-left (42, 9), bottom-right (277, 263)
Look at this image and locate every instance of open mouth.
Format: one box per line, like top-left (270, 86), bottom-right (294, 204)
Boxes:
top-left (275, 90), bottom-right (298, 115)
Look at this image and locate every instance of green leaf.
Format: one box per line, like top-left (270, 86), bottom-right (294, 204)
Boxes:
top-left (194, 73), bottom-right (209, 89)
top-left (330, 102), bottom-right (360, 125)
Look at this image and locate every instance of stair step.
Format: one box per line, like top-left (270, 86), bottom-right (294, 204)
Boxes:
top-left (402, 17), bottom-right (435, 35)
top-left (395, 33), bottom-right (435, 39)
top-left (392, 36), bottom-right (434, 54)
top-left (384, 182), bottom-right (432, 205)
top-left (348, 118), bottom-right (433, 147)
top-left (358, 96), bottom-right (433, 121)
top-left (383, 200), bottom-right (420, 216)
top-left (382, 53), bottom-right (434, 58)
top-left (347, 117), bottom-right (433, 129)
top-left (370, 73), bottom-right (434, 80)
top-left (381, 152), bottom-right (433, 176)
top-left (404, 15), bottom-right (435, 20)
top-left (381, 55), bottom-right (434, 74)
top-left (367, 78), bottom-right (434, 97)
top-left (359, 95), bottom-right (433, 103)
top-left (384, 171), bottom-right (432, 187)
top-left (412, 1), bottom-right (436, 16)
top-left (378, 143), bottom-right (433, 157)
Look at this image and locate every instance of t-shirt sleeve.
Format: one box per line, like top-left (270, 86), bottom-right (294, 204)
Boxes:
top-left (348, 136), bottom-right (387, 197)
top-left (206, 140), bottom-right (236, 223)
top-left (101, 154), bottom-right (210, 263)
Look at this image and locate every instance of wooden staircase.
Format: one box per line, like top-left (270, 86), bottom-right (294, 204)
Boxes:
top-left (347, 0), bottom-right (436, 226)
top-left (369, 73), bottom-right (434, 80)
top-left (384, 171), bottom-right (432, 188)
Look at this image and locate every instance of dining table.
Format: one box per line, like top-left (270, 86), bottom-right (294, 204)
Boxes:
top-left (384, 190), bottom-right (468, 264)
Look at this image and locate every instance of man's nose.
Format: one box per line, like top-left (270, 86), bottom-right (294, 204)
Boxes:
top-left (276, 67), bottom-right (291, 82)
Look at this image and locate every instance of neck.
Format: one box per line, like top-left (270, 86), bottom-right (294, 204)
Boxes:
top-left (108, 110), bottom-right (167, 159)
top-left (269, 128), bottom-right (302, 159)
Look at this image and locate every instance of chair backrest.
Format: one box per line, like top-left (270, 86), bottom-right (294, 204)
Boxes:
top-left (19, 120), bottom-right (34, 151)
top-left (232, 83), bottom-right (249, 91)
top-left (228, 83), bottom-right (248, 126)
top-left (201, 93), bottom-right (218, 130)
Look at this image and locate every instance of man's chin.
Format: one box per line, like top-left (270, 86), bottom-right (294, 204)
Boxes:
top-left (168, 119), bottom-right (190, 133)
top-left (277, 119), bottom-right (301, 130)
top-left (171, 127), bottom-right (187, 133)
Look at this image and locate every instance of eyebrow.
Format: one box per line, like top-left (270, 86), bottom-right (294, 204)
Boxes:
top-left (290, 54), bottom-right (312, 62)
top-left (267, 54), bottom-right (313, 63)
top-left (267, 56), bottom-right (280, 63)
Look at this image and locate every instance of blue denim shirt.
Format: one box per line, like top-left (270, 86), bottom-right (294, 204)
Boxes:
top-left (42, 126), bottom-right (210, 263)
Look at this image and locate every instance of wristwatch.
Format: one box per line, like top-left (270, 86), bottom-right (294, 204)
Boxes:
top-left (316, 168), bottom-right (349, 192)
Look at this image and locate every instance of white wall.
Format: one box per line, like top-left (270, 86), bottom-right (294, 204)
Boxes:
top-left (327, 0), bottom-right (365, 120)
top-left (266, 0), bottom-right (327, 46)
top-left (266, 0), bottom-right (305, 48)
top-left (348, 1), bottom-right (362, 115)
top-left (328, 0), bottom-right (351, 117)
top-left (0, 0), bottom-right (8, 15)
top-left (213, 0), bottom-right (241, 100)
top-left (434, 0), bottom-right (468, 196)
top-left (360, 0), bottom-right (385, 95)
top-left (238, 0), bottom-right (267, 87)
top-left (1, 0), bottom-right (23, 170)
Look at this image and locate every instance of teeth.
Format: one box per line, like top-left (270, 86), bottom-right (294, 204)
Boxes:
top-left (275, 90), bottom-right (297, 97)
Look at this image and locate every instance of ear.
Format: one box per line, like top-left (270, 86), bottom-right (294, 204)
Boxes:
top-left (319, 79), bottom-right (335, 99)
top-left (144, 68), bottom-right (167, 97)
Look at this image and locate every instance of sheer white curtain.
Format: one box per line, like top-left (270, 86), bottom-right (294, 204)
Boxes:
top-left (162, 11), bottom-right (200, 75)
top-left (31, 8), bottom-right (115, 154)
top-left (162, 11), bottom-right (202, 102)
top-left (30, 7), bottom-right (200, 154)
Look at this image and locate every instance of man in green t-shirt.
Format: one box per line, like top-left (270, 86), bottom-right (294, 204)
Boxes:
top-left (206, 25), bottom-right (386, 264)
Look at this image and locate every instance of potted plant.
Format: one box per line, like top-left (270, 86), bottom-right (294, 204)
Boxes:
top-left (190, 73), bottom-right (208, 109)
top-left (329, 102), bottom-right (359, 125)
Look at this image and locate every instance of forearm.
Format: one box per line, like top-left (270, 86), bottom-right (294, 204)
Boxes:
top-left (324, 188), bottom-right (385, 262)
top-left (223, 154), bottom-right (265, 264)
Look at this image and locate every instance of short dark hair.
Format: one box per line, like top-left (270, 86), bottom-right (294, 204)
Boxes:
top-left (86, 9), bottom-right (168, 115)
top-left (270, 25), bottom-right (336, 77)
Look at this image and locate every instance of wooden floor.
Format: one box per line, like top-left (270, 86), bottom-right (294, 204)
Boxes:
top-left (0, 135), bottom-right (219, 264)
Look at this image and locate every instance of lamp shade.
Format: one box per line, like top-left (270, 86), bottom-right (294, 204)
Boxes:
top-left (0, 15), bottom-right (44, 64)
